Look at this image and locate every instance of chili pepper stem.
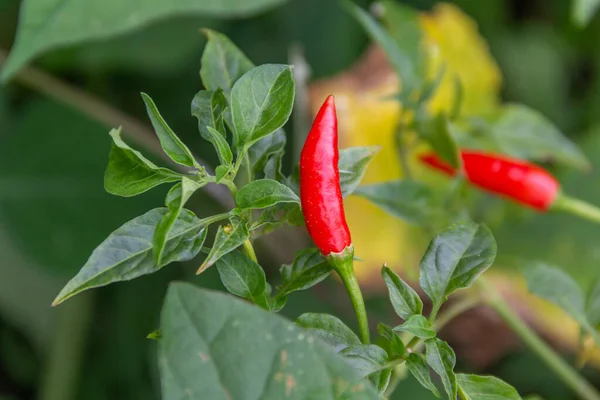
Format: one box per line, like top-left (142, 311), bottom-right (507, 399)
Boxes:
top-left (477, 277), bottom-right (600, 400)
top-left (330, 249), bottom-right (370, 344)
top-left (552, 194), bottom-right (600, 225)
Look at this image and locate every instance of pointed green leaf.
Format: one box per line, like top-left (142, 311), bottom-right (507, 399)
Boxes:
top-left (231, 64), bottom-right (295, 150)
top-left (457, 374), bottom-right (522, 400)
top-left (200, 29), bottom-right (255, 92)
top-left (339, 344), bottom-right (388, 378)
top-left (296, 313), bottom-right (361, 353)
top-left (141, 92), bottom-right (198, 168)
top-left (206, 126), bottom-right (233, 165)
top-left (394, 315), bottom-right (436, 339)
top-left (415, 112), bottom-right (460, 169)
top-left (525, 264), bottom-right (600, 347)
top-left (419, 221), bottom-right (496, 310)
top-left (355, 180), bottom-right (440, 226)
top-left (377, 323), bottom-right (405, 358)
top-left (198, 222), bottom-right (249, 274)
top-left (490, 104), bottom-right (589, 170)
top-left (191, 89), bottom-right (227, 143)
top-left (215, 165), bottom-right (230, 183)
top-left (277, 248), bottom-right (332, 297)
top-left (53, 208), bottom-right (206, 305)
top-left (339, 146), bottom-right (380, 197)
top-left (248, 129), bottom-right (286, 175)
top-left (235, 179), bottom-right (299, 210)
top-left (153, 177), bottom-right (203, 264)
top-left (104, 128), bottom-right (181, 197)
top-left (372, 368), bottom-right (393, 396)
top-left (425, 338), bottom-right (457, 400)
top-left (345, 2), bottom-right (420, 100)
top-left (379, 1), bottom-right (424, 76)
top-left (159, 284), bottom-right (379, 400)
top-left (381, 266), bottom-right (423, 320)
top-left (215, 249), bottom-right (270, 310)
top-left (405, 353), bottom-right (441, 398)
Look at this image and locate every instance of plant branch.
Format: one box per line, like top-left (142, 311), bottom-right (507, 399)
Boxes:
top-left (477, 277), bottom-right (600, 400)
top-left (0, 47), bottom-right (234, 209)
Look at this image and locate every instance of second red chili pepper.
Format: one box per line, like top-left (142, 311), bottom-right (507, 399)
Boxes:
top-left (419, 151), bottom-right (560, 211)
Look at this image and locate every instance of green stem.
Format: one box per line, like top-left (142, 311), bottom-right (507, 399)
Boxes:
top-left (394, 121), bottom-right (413, 181)
top-left (335, 256), bottom-right (370, 344)
top-left (40, 292), bottom-right (94, 400)
top-left (553, 194), bottom-right (600, 225)
top-left (242, 238), bottom-right (258, 263)
top-left (199, 212), bottom-right (231, 226)
top-left (222, 179), bottom-right (238, 196)
top-left (478, 277), bottom-right (600, 400)
top-left (244, 153), bottom-right (253, 184)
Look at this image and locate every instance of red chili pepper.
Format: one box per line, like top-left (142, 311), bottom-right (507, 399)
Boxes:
top-left (300, 95), bottom-right (352, 256)
top-left (419, 151), bottom-right (560, 211)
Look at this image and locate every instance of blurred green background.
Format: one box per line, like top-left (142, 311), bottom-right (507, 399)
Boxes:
top-left (3, 0), bottom-right (600, 399)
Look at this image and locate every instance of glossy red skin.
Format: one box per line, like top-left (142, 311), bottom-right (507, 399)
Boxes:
top-left (420, 151), bottom-right (560, 211)
top-left (300, 95), bottom-right (352, 255)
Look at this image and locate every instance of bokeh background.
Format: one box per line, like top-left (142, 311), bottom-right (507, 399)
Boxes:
top-left (3, 0), bottom-right (600, 399)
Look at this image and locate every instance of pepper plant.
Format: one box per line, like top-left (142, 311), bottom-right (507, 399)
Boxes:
top-left (50, 6), bottom-right (600, 400)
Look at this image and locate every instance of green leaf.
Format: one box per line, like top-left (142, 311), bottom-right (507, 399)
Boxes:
top-left (425, 338), bottom-right (457, 400)
top-left (415, 112), bottom-right (460, 169)
top-left (296, 313), bottom-right (361, 353)
top-left (277, 248), bottom-right (331, 298)
top-left (205, 126), bottom-right (233, 165)
top-left (379, 1), bottom-right (424, 76)
top-left (141, 93), bottom-right (198, 168)
top-left (372, 368), bottom-right (393, 396)
top-left (53, 208), bottom-right (206, 305)
top-left (525, 264), bottom-right (600, 347)
top-left (586, 278), bottom-right (600, 327)
top-left (248, 129), bottom-right (287, 175)
top-left (490, 104), bottom-right (589, 170)
top-left (420, 221), bottom-right (497, 311)
top-left (235, 179), bottom-right (300, 210)
top-left (405, 353), bottom-right (441, 398)
top-left (215, 165), bottom-right (230, 183)
top-left (197, 222), bottom-right (249, 274)
top-left (153, 177), bottom-right (203, 264)
top-left (345, 2), bottom-right (420, 100)
top-left (215, 249), bottom-right (270, 310)
top-left (191, 89), bottom-right (227, 143)
top-left (573, 0), bottom-right (600, 26)
top-left (381, 266), bottom-right (423, 320)
top-left (1, 0), bottom-right (284, 82)
top-left (377, 323), bottom-right (405, 358)
top-left (231, 64), bottom-right (295, 150)
top-left (394, 315), bottom-right (436, 339)
top-left (339, 146), bottom-right (380, 197)
top-left (339, 344), bottom-right (388, 378)
top-left (104, 128), bottom-right (180, 197)
top-left (159, 284), bottom-right (380, 400)
top-left (457, 374), bottom-right (522, 400)
top-left (200, 29), bottom-right (255, 92)
top-left (355, 180), bottom-right (440, 226)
